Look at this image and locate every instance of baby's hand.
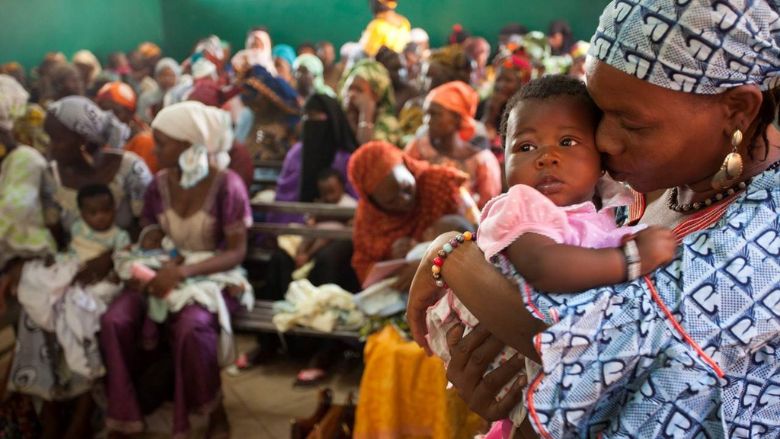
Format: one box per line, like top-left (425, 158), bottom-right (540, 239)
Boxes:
top-left (633, 226), bottom-right (677, 274)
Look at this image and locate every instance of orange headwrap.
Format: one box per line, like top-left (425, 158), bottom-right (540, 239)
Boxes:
top-left (97, 81), bottom-right (137, 112)
top-left (138, 42), bottom-right (162, 60)
top-left (348, 141), bottom-right (468, 282)
top-left (425, 81), bottom-right (478, 141)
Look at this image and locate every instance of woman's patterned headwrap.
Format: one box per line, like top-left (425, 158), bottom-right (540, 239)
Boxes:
top-left (589, 0), bottom-right (780, 94)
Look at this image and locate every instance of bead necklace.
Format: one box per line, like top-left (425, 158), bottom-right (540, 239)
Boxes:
top-left (667, 159), bottom-right (780, 213)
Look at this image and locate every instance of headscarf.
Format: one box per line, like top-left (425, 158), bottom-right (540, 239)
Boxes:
top-left (272, 44), bottom-right (297, 68)
top-left (191, 57), bottom-right (217, 80)
top-left (138, 42), bottom-right (162, 60)
top-left (293, 54), bottom-right (336, 97)
top-left (299, 94), bottom-right (357, 202)
top-left (590, 0), bottom-right (780, 94)
top-left (72, 50), bottom-right (102, 84)
top-left (0, 74), bottom-right (29, 131)
top-left (410, 28), bottom-right (429, 45)
top-left (242, 64), bottom-right (301, 128)
top-left (341, 59), bottom-right (401, 145)
top-left (232, 29), bottom-right (276, 75)
top-left (499, 49), bottom-right (534, 83)
top-left (193, 36), bottom-right (225, 69)
top-left (348, 141), bottom-right (468, 282)
top-left (425, 81), bottom-right (479, 141)
top-left (97, 81), bottom-right (137, 112)
top-left (341, 59), bottom-right (396, 115)
top-left (48, 96), bottom-right (130, 149)
top-left (151, 101), bottom-right (234, 188)
top-left (155, 57), bottom-right (181, 79)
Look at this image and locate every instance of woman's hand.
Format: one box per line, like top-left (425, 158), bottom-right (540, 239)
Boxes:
top-left (407, 231), bottom-right (460, 353)
top-left (446, 323), bottom-right (527, 422)
top-left (74, 251), bottom-right (114, 285)
top-left (145, 261), bottom-right (184, 298)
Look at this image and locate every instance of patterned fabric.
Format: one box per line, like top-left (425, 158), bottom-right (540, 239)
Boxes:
top-left (348, 141), bottom-right (468, 282)
top-left (590, 0), bottom-right (780, 94)
top-left (12, 103), bottom-right (49, 154)
top-left (0, 145), bottom-right (56, 270)
top-left (68, 219), bottom-right (130, 264)
top-left (504, 166), bottom-right (780, 438)
top-left (0, 74), bottom-right (29, 131)
top-left (50, 150), bottom-right (152, 230)
top-left (48, 96), bottom-right (130, 149)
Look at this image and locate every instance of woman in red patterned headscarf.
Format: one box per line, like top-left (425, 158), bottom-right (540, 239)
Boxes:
top-left (348, 141), bottom-right (475, 286)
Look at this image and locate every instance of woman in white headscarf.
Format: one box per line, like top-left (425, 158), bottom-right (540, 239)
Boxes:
top-left (100, 101), bottom-right (253, 439)
top-left (231, 28), bottom-right (277, 76)
top-left (136, 57), bottom-right (184, 124)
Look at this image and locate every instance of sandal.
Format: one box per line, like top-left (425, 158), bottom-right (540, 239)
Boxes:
top-left (294, 368), bottom-right (327, 386)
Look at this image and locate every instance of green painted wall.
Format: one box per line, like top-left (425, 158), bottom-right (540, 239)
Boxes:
top-left (1, 0), bottom-right (611, 71)
top-left (160, 0), bottom-right (611, 61)
top-left (0, 0), bottom-right (164, 70)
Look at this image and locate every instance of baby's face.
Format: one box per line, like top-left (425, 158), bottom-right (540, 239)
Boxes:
top-left (80, 194), bottom-right (115, 232)
top-left (140, 229), bottom-right (165, 250)
top-left (317, 176), bottom-right (345, 204)
top-left (504, 96), bottom-right (602, 207)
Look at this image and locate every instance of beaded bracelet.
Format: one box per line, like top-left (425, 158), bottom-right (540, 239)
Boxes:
top-left (431, 231), bottom-right (474, 288)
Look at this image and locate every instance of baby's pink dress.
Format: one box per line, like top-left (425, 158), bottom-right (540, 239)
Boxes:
top-left (426, 183), bottom-right (643, 436)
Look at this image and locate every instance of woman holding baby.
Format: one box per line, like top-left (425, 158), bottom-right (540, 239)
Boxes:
top-left (408, 1), bottom-right (780, 438)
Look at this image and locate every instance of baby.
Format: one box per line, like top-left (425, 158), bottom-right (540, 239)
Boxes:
top-left (294, 168), bottom-right (357, 268)
top-left (425, 76), bottom-right (676, 437)
top-left (16, 184), bottom-right (130, 379)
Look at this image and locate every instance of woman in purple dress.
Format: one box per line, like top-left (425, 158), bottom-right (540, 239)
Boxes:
top-left (100, 101), bottom-right (253, 439)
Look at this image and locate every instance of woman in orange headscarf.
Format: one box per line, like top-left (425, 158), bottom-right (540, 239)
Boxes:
top-left (96, 81), bottom-right (159, 173)
top-left (405, 81), bottom-right (501, 208)
top-left (349, 142), bottom-right (485, 438)
top-left (348, 141), bottom-right (476, 286)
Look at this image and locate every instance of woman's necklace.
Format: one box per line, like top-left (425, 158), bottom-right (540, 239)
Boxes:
top-left (667, 159), bottom-right (780, 213)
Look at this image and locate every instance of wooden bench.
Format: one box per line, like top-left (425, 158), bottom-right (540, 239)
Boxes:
top-left (235, 201), bottom-right (360, 340)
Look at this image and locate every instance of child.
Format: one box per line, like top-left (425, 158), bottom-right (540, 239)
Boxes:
top-left (294, 168), bottom-right (357, 268)
top-left (424, 76), bottom-right (676, 438)
top-left (15, 184), bottom-right (129, 380)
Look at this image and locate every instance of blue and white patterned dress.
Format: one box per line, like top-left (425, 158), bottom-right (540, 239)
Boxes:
top-left (493, 166), bottom-right (780, 438)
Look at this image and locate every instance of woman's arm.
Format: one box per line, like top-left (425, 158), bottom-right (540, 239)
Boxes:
top-left (146, 226), bottom-right (247, 296)
top-left (408, 232), bottom-right (546, 362)
top-left (508, 233), bottom-right (626, 293)
top-left (179, 226), bottom-right (247, 278)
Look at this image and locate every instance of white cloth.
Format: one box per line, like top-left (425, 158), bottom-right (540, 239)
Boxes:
top-left (17, 258), bottom-right (121, 379)
top-left (272, 280), bottom-right (364, 333)
top-left (151, 101), bottom-right (234, 188)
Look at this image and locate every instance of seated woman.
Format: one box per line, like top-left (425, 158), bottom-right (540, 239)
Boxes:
top-left (348, 141), bottom-right (483, 438)
top-left (293, 53), bottom-right (336, 100)
top-left (135, 57), bottom-right (182, 125)
top-left (348, 140), bottom-right (476, 293)
top-left (405, 81), bottom-right (501, 208)
top-left (100, 101), bottom-right (253, 439)
top-left (8, 95), bottom-right (150, 439)
top-left (236, 64), bottom-right (300, 161)
top-left (341, 59), bottom-right (401, 146)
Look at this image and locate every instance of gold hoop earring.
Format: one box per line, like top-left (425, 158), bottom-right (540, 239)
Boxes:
top-left (711, 129), bottom-right (744, 190)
